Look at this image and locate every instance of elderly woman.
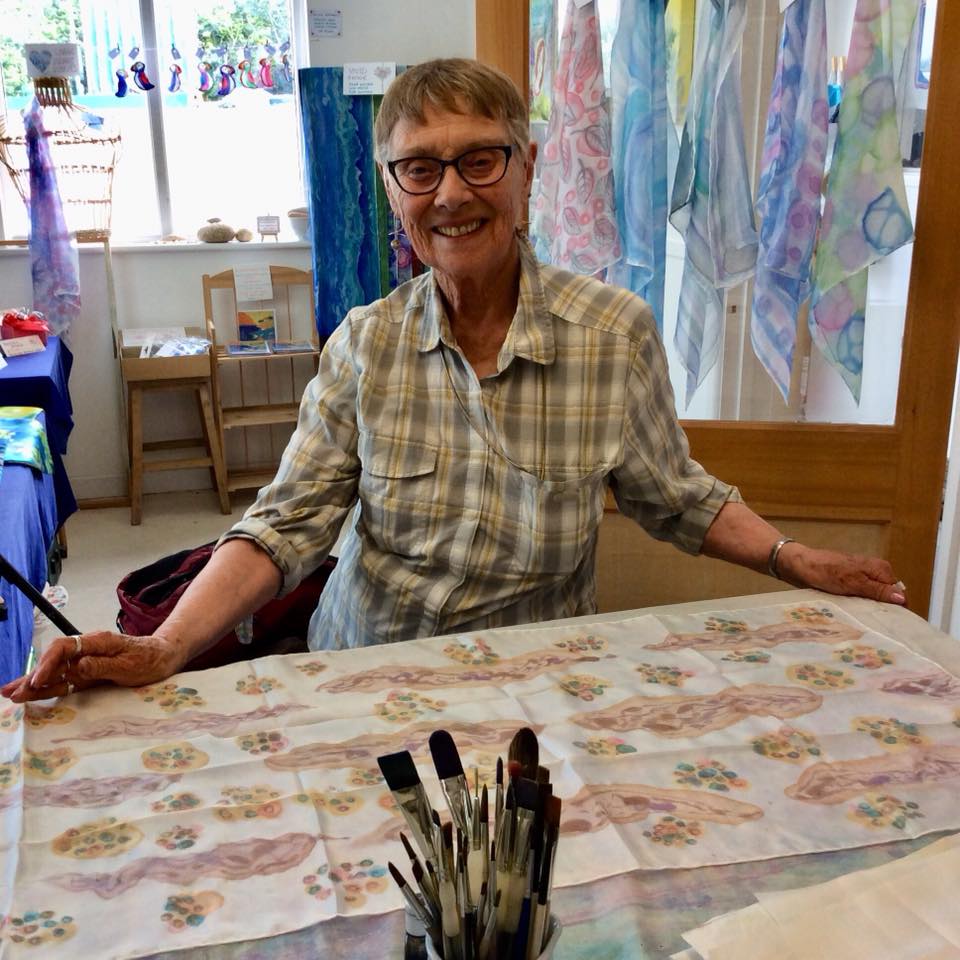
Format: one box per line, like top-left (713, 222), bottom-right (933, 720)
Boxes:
top-left (3, 58), bottom-right (904, 703)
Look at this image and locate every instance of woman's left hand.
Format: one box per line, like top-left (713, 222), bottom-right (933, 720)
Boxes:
top-left (776, 542), bottom-right (907, 606)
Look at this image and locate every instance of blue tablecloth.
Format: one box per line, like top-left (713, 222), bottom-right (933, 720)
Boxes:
top-left (0, 452), bottom-right (58, 684)
top-left (0, 335), bottom-right (76, 527)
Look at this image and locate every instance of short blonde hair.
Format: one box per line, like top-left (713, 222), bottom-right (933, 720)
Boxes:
top-left (374, 58), bottom-right (529, 161)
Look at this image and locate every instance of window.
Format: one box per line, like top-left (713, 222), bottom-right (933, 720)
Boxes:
top-left (0, 0), bottom-right (304, 242)
top-left (531, 0), bottom-right (932, 427)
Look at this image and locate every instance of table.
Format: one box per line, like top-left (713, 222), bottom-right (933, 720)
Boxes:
top-left (0, 417), bottom-right (59, 684)
top-left (3, 591), bottom-right (960, 960)
top-left (0, 336), bottom-right (76, 528)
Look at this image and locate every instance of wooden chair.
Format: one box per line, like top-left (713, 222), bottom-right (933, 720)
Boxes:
top-left (115, 329), bottom-right (230, 525)
top-left (203, 266), bottom-right (318, 497)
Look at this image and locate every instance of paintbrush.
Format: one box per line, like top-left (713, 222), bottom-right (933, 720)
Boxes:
top-left (458, 851), bottom-right (473, 960)
top-left (529, 795), bottom-right (561, 958)
top-left (495, 756), bottom-right (504, 829)
top-left (389, 861), bottom-right (440, 945)
top-left (401, 832), bottom-right (440, 921)
top-left (508, 727), bottom-right (540, 783)
top-left (438, 820), bottom-right (461, 960)
top-left (430, 729), bottom-right (475, 840)
top-left (479, 785), bottom-right (490, 890)
top-left (512, 849), bottom-right (535, 960)
top-left (412, 859), bottom-right (440, 925)
top-left (477, 889), bottom-right (501, 960)
top-left (378, 751), bottom-right (437, 865)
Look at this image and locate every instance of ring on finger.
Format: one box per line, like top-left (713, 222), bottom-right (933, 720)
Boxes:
top-left (72, 635), bottom-right (83, 657)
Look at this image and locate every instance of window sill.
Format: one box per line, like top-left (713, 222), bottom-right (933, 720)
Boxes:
top-left (0, 239), bottom-right (311, 256)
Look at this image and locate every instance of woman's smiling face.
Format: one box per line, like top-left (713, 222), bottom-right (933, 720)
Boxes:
top-left (382, 104), bottom-right (535, 291)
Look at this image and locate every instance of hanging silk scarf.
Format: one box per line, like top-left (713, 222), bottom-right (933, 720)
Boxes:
top-left (810, 0), bottom-right (919, 402)
top-left (665, 0), bottom-right (696, 129)
top-left (532, 0), bottom-right (621, 275)
top-left (23, 100), bottom-right (81, 343)
top-left (669, 0), bottom-right (757, 406)
top-left (750, 0), bottom-right (829, 402)
top-left (530, 0), bottom-right (557, 124)
top-left (607, 0), bottom-right (671, 334)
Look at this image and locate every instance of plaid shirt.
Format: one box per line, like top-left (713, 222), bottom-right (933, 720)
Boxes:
top-left (223, 242), bottom-right (739, 650)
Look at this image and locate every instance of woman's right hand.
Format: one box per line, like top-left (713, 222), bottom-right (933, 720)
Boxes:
top-left (0, 631), bottom-right (186, 703)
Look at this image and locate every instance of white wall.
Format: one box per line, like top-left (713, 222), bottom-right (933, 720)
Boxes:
top-left (0, 0), bottom-right (476, 506)
top-left (0, 242), bottom-right (312, 500)
top-left (305, 0), bottom-right (474, 66)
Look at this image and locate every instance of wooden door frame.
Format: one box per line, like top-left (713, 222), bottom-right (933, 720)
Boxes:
top-left (477, 0), bottom-right (960, 616)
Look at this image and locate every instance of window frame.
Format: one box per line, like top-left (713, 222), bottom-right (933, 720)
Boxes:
top-left (0, 0), bottom-right (308, 243)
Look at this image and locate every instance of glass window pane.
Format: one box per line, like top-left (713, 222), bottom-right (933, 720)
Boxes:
top-left (154, 0), bottom-right (303, 239)
top-left (0, 0), bottom-right (161, 240)
top-left (531, 0), bottom-right (934, 427)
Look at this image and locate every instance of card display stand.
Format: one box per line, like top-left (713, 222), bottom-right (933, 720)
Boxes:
top-left (203, 266), bottom-right (318, 496)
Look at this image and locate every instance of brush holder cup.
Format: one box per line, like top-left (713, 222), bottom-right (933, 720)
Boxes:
top-left (424, 914), bottom-right (561, 960)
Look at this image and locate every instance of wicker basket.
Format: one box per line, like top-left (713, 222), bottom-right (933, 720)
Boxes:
top-left (0, 77), bottom-right (121, 242)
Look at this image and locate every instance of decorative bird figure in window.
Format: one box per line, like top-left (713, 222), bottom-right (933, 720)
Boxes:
top-left (115, 68), bottom-right (128, 98)
top-left (131, 61), bottom-right (155, 91)
top-left (259, 57), bottom-right (273, 89)
top-left (238, 60), bottom-right (258, 89)
top-left (198, 62), bottom-right (214, 93)
top-left (168, 63), bottom-right (182, 93)
top-left (217, 64), bottom-right (237, 97)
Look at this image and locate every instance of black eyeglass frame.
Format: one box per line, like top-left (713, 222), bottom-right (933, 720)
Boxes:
top-left (386, 145), bottom-right (513, 195)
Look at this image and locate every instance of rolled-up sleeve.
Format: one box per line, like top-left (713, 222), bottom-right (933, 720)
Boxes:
top-left (611, 323), bottom-right (741, 554)
top-left (218, 313), bottom-right (362, 595)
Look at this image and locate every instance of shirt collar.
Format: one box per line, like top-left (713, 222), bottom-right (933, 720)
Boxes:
top-left (415, 237), bottom-right (556, 368)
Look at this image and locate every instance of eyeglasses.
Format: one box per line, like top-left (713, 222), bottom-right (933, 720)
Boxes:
top-left (387, 145), bottom-right (513, 195)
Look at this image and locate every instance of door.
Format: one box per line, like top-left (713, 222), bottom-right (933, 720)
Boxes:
top-left (477, 0), bottom-right (960, 617)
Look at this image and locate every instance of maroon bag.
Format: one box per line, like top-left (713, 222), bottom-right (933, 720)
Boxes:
top-left (116, 542), bottom-right (336, 670)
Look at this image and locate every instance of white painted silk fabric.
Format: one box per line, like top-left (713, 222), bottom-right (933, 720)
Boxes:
top-left (5, 600), bottom-right (960, 958)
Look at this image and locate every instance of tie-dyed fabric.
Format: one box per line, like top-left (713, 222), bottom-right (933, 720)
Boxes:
top-left (750, 0), bottom-right (830, 402)
top-left (0, 407), bottom-right (53, 475)
top-left (607, 0), bottom-right (671, 334)
top-left (810, 0), bottom-right (919, 402)
top-left (533, 0), bottom-right (621, 275)
top-left (23, 100), bottom-right (81, 343)
top-left (669, 0), bottom-right (757, 407)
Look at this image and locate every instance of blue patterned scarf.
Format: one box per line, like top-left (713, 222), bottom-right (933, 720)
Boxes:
top-left (751, 0), bottom-right (829, 402)
top-left (607, 0), bottom-right (671, 334)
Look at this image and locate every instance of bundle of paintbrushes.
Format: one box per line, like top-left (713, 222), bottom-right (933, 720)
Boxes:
top-left (378, 727), bottom-right (562, 960)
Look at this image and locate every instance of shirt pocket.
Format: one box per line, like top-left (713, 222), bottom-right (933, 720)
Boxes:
top-left (359, 435), bottom-right (439, 560)
top-left (509, 467), bottom-right (607, 576)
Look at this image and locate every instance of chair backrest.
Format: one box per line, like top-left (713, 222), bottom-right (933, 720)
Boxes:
top-left (201, 265), bottom-right (318, 477)
top-left (202, 265), bottom-right (316, 348)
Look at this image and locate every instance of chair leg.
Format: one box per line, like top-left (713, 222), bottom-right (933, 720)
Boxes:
top-left (129, 384), bottom-right (144, 525)
top-left (198, 382), bottom-right (231, 514)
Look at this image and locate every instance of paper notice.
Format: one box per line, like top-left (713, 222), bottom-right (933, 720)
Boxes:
top-left (343, 62), bottom-right (396, 95)
top-left (309, 8), bottom-right (342, 38)
top-left (233, 264), bottom-right (274, 303)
